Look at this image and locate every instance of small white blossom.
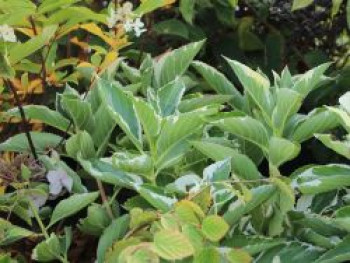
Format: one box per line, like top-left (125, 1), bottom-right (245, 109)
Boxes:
top-left (46, 169), bottom-right (73, 196)
top-left (107, 2), bottom-right (134, 29)
top-left (0, 25), bottom-right (17, 43)
top-left (132, 17), bottom-right (147, 37)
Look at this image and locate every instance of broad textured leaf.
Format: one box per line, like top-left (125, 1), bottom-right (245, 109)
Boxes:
top-left (32, 234), bottom-right (61, 262)
top-left (61, 95), bottom-right (94, 133)
top-left (272, 88), bottom-right (302, 135)
top-left (339, 91), bottom-right (350, 114)
top-left (78, 158), bottom-right (143, 188)
top-left (255, 242), bottom-right (322, 263)
top-left (91, 103), bottom-right (117, 154)
top-left (292, 63), bottom-right (331, 97)
top-left (215, 116), bottom-right (269, 152)
top-left (191, 140), bottom-right (262, 180)
top-left (180, 0), bottom-right (196, 24)
top-left (314, 236), bottom-right (350, 263)
top-left (49, 192), bottom-right (99, 227)
top-left (315, 134), bottom-right (350, 160)
top-left (136, 184), bottom-right (177, 212)
top-left (7, 105), bottom-right (70, 132)
top-left (38, 0), bottom-right (80, 13)
top-left (192, 61), bottom-right (244, 109)
top-left (226, 249), bottom-right (252, 263)
top-left (133, 97), bottom-right (161, 152)
top-left (97, 215), bottom-right (130, 263)
top-left (179, 94), bottom-right (233, 113)
top-left (327, 106), bottom-right (350, 133)
top-left (98, 79), bottom-right (142, 150)
top-left (295, 164), bottom-right (350, 194)
top-left (269, 137), bottom-right (300, 167)
top-left (203, 158), bottom-right (231, 182)
top-left (0, 132), bottom-right (62, 153)
top-left (154, 40), bottom-right (204, 87)
top-left (0, 219), bottom-right (34, 246)
top-left (292, 109), bottom-right (339, 143)
top-left (156, 112), bottom-right (204, 170)
top-left (157, 78), bottom-right (186, 116)
top-left (224, 185), bottom-right (276, 225)
top-left (66, 131), bottom-right (95, 159)
top-left (9, 25), bottom-right (58, 64)
top-left (222, 235), bottom-right (285, 255)
top-left (153, 229), bottom-right (195, 260)
top-left (201, 215), bottom-right (229, 242)
top-left (194, 247), bottom-right (221, 263)
top-left (225, 58), bottom-right (271, 115)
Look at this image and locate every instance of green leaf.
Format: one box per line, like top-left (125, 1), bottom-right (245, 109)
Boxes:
top-left (154, 40), bottom-right (205, 87)
top-left (179, 95), bottom-right (233, 113)
top-left (203, 158), bottom-right (231, 182)
top-left (0, 219), bottom-right (34, 246)
top-left (7, 105), bottom-right (70, 132)
top-left (315, 134), bottom-right (350, 160)
top-left (332, 0), bottom-right (343, 17)
top-left (327, 106), bottom-right (350, 133)
top-left (156, 112), bottom-right (204, 170)
top-left (78, 158), bottom-right (143, 188)
top-left (226, 249), bottom-right (252, 263)
top-left (98, 79), bottom-right (142, 150)
top-left (133, 97), bottom-right (161, 152)
top-left (0, 132), bottom-right (62, 153)
top-left (91, 103), bottom-right (117, 154)
top-left (272, 88), bottom-right (302, 135)
top-left (224, 185), bottom-right (276, 225)
top-left (49, 192), bottom-right (99, 227)
top-left (157, 78), bottom-right (186, 116)
top-left (295, 164), bottom-right (350, 194)
top-left (269, 137), bottom-right (300, 167)
top-left (61, 95), bottom-right (94, 132)
top-left (9, 25), bottom-right (58, 64)
top-left (153, 229), bottom-right (195, 260)
top-left (225, 58), bottom-right (271, 115)
top-left (201, 215), bottom-right (229, 242)
top-left (314, 236), bottom-right (350, 263)
top-left (292, 0), bottom-right (314, 11)
top-left (137, 184), bottom-right (177, 212)
top-left (215, 116), bottom-right (269, 152)
top-left (292, 109), bottom-right (339, 143)
top-left (292, 63), bottom-right (330, 97)
top-left (38, 0), bottom-right (81, 14)
top-left (97, 215), bottom-right (130, 263)
top-left (66, 131), bottom-right (96, 159)
top-left (135, 0), bottom-right (175, 15)
top-left (191, 140), bottom-right (262, 180)
top-left (0, 49), bottom-right (15, 78)
top-left (180, 0), bottom-right (196, 24)
top-left (153, 19), bottom-right (190, 39)
top-left (222, 235), bottom-right (285, 255)
top-left (32, 234), bottom-right (62, 262)
top-left (194, 247), bottom-right (221, 263)
top-left (192, 61), bottom-right (244, 110)
top-left (79, 204), bottom-right (111, 236)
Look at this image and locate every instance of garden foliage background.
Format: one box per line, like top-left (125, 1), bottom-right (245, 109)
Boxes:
top-left (1, 0), bottom-right (350, 262)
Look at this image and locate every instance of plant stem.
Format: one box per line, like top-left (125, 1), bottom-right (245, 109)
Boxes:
top-left (5, 80), bottom-right (38, 160)
top-left (29, 201), bottom-right (49, 239)
top-left (96, 179), bottom-right (114, 219)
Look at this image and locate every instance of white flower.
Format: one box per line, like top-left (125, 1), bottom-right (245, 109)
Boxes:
top-left (46, 169), bottom-right (73, 196)
top-left (123, 17), bottom-right (146, 37)
top-left (107, 2), bottom-right (134, 29)
top-left (0, 25), bottom-right (17, 43)
top-left (133, 18), bottom-right (146, 37)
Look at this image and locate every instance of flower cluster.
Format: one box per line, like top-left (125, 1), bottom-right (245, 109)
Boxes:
top-left (107, 2), bottom-right (146, 37)
top-left (0, 24), bottom-right (17, 42)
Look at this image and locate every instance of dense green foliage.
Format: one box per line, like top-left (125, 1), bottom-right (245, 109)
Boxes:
top-left (1, 0), bottom-right (350, 262)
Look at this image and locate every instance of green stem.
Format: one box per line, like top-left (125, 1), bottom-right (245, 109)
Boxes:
top-left (29, 201), bottom-right (49, 239)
